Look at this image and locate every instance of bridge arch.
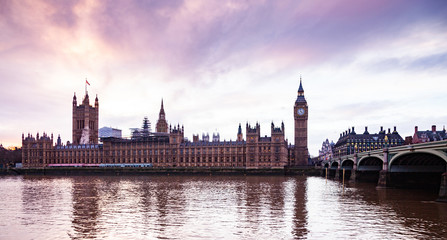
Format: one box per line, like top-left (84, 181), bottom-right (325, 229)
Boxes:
top-left (389, 151), bottom-right (447, 173)
top-left (341, 159), bottom-right (354, 169)
top-left (358, 156), bottom-right (382, 171)
top-left (330, 161), bottom-right (339, 169)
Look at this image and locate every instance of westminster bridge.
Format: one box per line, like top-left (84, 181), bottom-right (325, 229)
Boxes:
top-left (321, 140), bottom-right (447, 202)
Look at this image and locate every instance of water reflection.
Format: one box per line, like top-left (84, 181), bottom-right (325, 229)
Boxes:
top-left (153, 177), bottom-right (186, 238)
top-left (20, 176), bottom-right (73, 240)
top-left (70, 177), bottom-right (100, 239)
top-left (233, 176), bottom-right (292, 238)
top-left (294, 177), bottom-right (308, 239)
top-left (306, 177), bottom-right (447, 239)
top-left (0, 175), bottom-right (446, 239)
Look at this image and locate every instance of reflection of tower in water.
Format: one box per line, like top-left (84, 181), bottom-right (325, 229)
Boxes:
top-left (293, 177), bottom-right (308, 238)
top-left (153, 177), bottom-right (186, 236)
top-left (70, 177), bottom-right (100, 239)
top-left (236, 176), bottom-right (289, 236)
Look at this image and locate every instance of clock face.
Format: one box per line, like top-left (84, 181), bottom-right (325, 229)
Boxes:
top-left (297, 108), bottom-right (305, 116)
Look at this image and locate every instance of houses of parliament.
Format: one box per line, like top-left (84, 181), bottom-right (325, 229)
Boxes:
top-left (22, 80), bottom-right (309, 168)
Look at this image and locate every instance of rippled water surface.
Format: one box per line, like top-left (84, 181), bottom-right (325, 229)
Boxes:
top-left (0, 175), bottom-right (446, 239)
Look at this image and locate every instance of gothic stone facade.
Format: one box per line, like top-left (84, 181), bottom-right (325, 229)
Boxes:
top-left (293, 80), bottom-right (309, 165)
top-left (22, 81), bottom-right (308, 168)
top-left (72, 92), bottom-right (98, 145)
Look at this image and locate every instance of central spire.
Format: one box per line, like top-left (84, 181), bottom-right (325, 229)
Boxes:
top-left (156, 98), bottom-right (168, 133)
top-left (159, 99), bottom-right (165, 119)
top-left (295, 76), bottom-right (306, 103)
top-left (298, 76), bottom-right (304, 93)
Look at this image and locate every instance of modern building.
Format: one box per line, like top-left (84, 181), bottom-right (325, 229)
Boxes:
top-left (21, 80), bottom-right (309, 168)
top-left (99, 127), bottom-right (122, 138)
top-left (412, 125), bottom-right (447, 144)
top-left (333, 126), bottom-right (405, 158)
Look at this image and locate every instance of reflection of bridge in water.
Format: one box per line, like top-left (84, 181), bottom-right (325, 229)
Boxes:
top-left (321, 140), bottom-right (447, 202)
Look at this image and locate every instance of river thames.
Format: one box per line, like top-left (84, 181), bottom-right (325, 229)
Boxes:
top-left (0, 175), bottom-right (446, 239)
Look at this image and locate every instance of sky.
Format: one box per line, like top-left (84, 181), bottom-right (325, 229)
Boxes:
top-left (1, 0), bottom-right (446, 155)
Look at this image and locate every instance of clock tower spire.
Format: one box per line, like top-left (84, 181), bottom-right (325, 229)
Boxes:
top-left (294, 77), bottom-right (308, 165)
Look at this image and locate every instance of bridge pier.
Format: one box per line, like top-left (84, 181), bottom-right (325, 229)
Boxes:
top-left (376, 170), bottom-right (392, 188)
top-left (350, 154), bottom-right (357, 181)
top-left (437, 172), bottom-right (447, 203)
top-left (377, 148), bottom-right (391, 189)
top-left (350, 170), bottom-right (356, 182)
top-left (334, 169), bottom-right (340, 180)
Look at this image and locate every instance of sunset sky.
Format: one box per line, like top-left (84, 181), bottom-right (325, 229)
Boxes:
top-left (1, 0), bottom-right (446, 155)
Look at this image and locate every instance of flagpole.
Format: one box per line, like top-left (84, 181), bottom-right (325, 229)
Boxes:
top-left (85, 78), bottom-right (87, 94)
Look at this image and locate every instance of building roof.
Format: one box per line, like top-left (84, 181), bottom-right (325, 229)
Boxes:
top-left (298, 79), bottom-right (304, 92)
top-left (334, 127), bottom-right (404, 148)
top-left (295, 95), bottom-right (307, 103)
top-left (414, 130), bottom-right (447, 142)
top-left (295, 78), bottom-right (306, 103)
top-left (181, 140), bottom-right (245, 147)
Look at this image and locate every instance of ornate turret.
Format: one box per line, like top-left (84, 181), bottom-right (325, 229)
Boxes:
top-left (73, 92), bottom-right (77, 106)
top-left (169, 123), bottom-right (184, 144)
top-left (83, 91), bottom-right (89, 106)
top-left (159, 99), bottom-right (165, 120)
top-left (237, 123), bottom-right (243, 141)
top-left (296, 77), bottom-right (306, 102)
top-left (95, 94), bottom-right (99, 108)
top-left (156, 99), bottom-right (168, 133)
top-left (246, 122), bottom-right (260, 143)
top-left (56, 134), bottom-right (62, 146)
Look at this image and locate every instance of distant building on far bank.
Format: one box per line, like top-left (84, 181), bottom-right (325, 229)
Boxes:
top-left (318, 139), bottom-right (334, 163)
top-left (412, 125), bottom-right (446, 144)
top-left (99, 127), bottom-right (122, 139)
top-left (333, 126), bottom-right (404, 158)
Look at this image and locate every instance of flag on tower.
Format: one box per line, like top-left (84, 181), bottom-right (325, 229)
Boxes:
top-left (86, 79), bottom-right (90, 85)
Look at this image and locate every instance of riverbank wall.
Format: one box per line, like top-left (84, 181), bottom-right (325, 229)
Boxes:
top-left (9, 167), bottom-right (321, 176)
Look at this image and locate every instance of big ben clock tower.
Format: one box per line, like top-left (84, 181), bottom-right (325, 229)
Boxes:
top-left (294, 78), bottom-right (308, 165)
